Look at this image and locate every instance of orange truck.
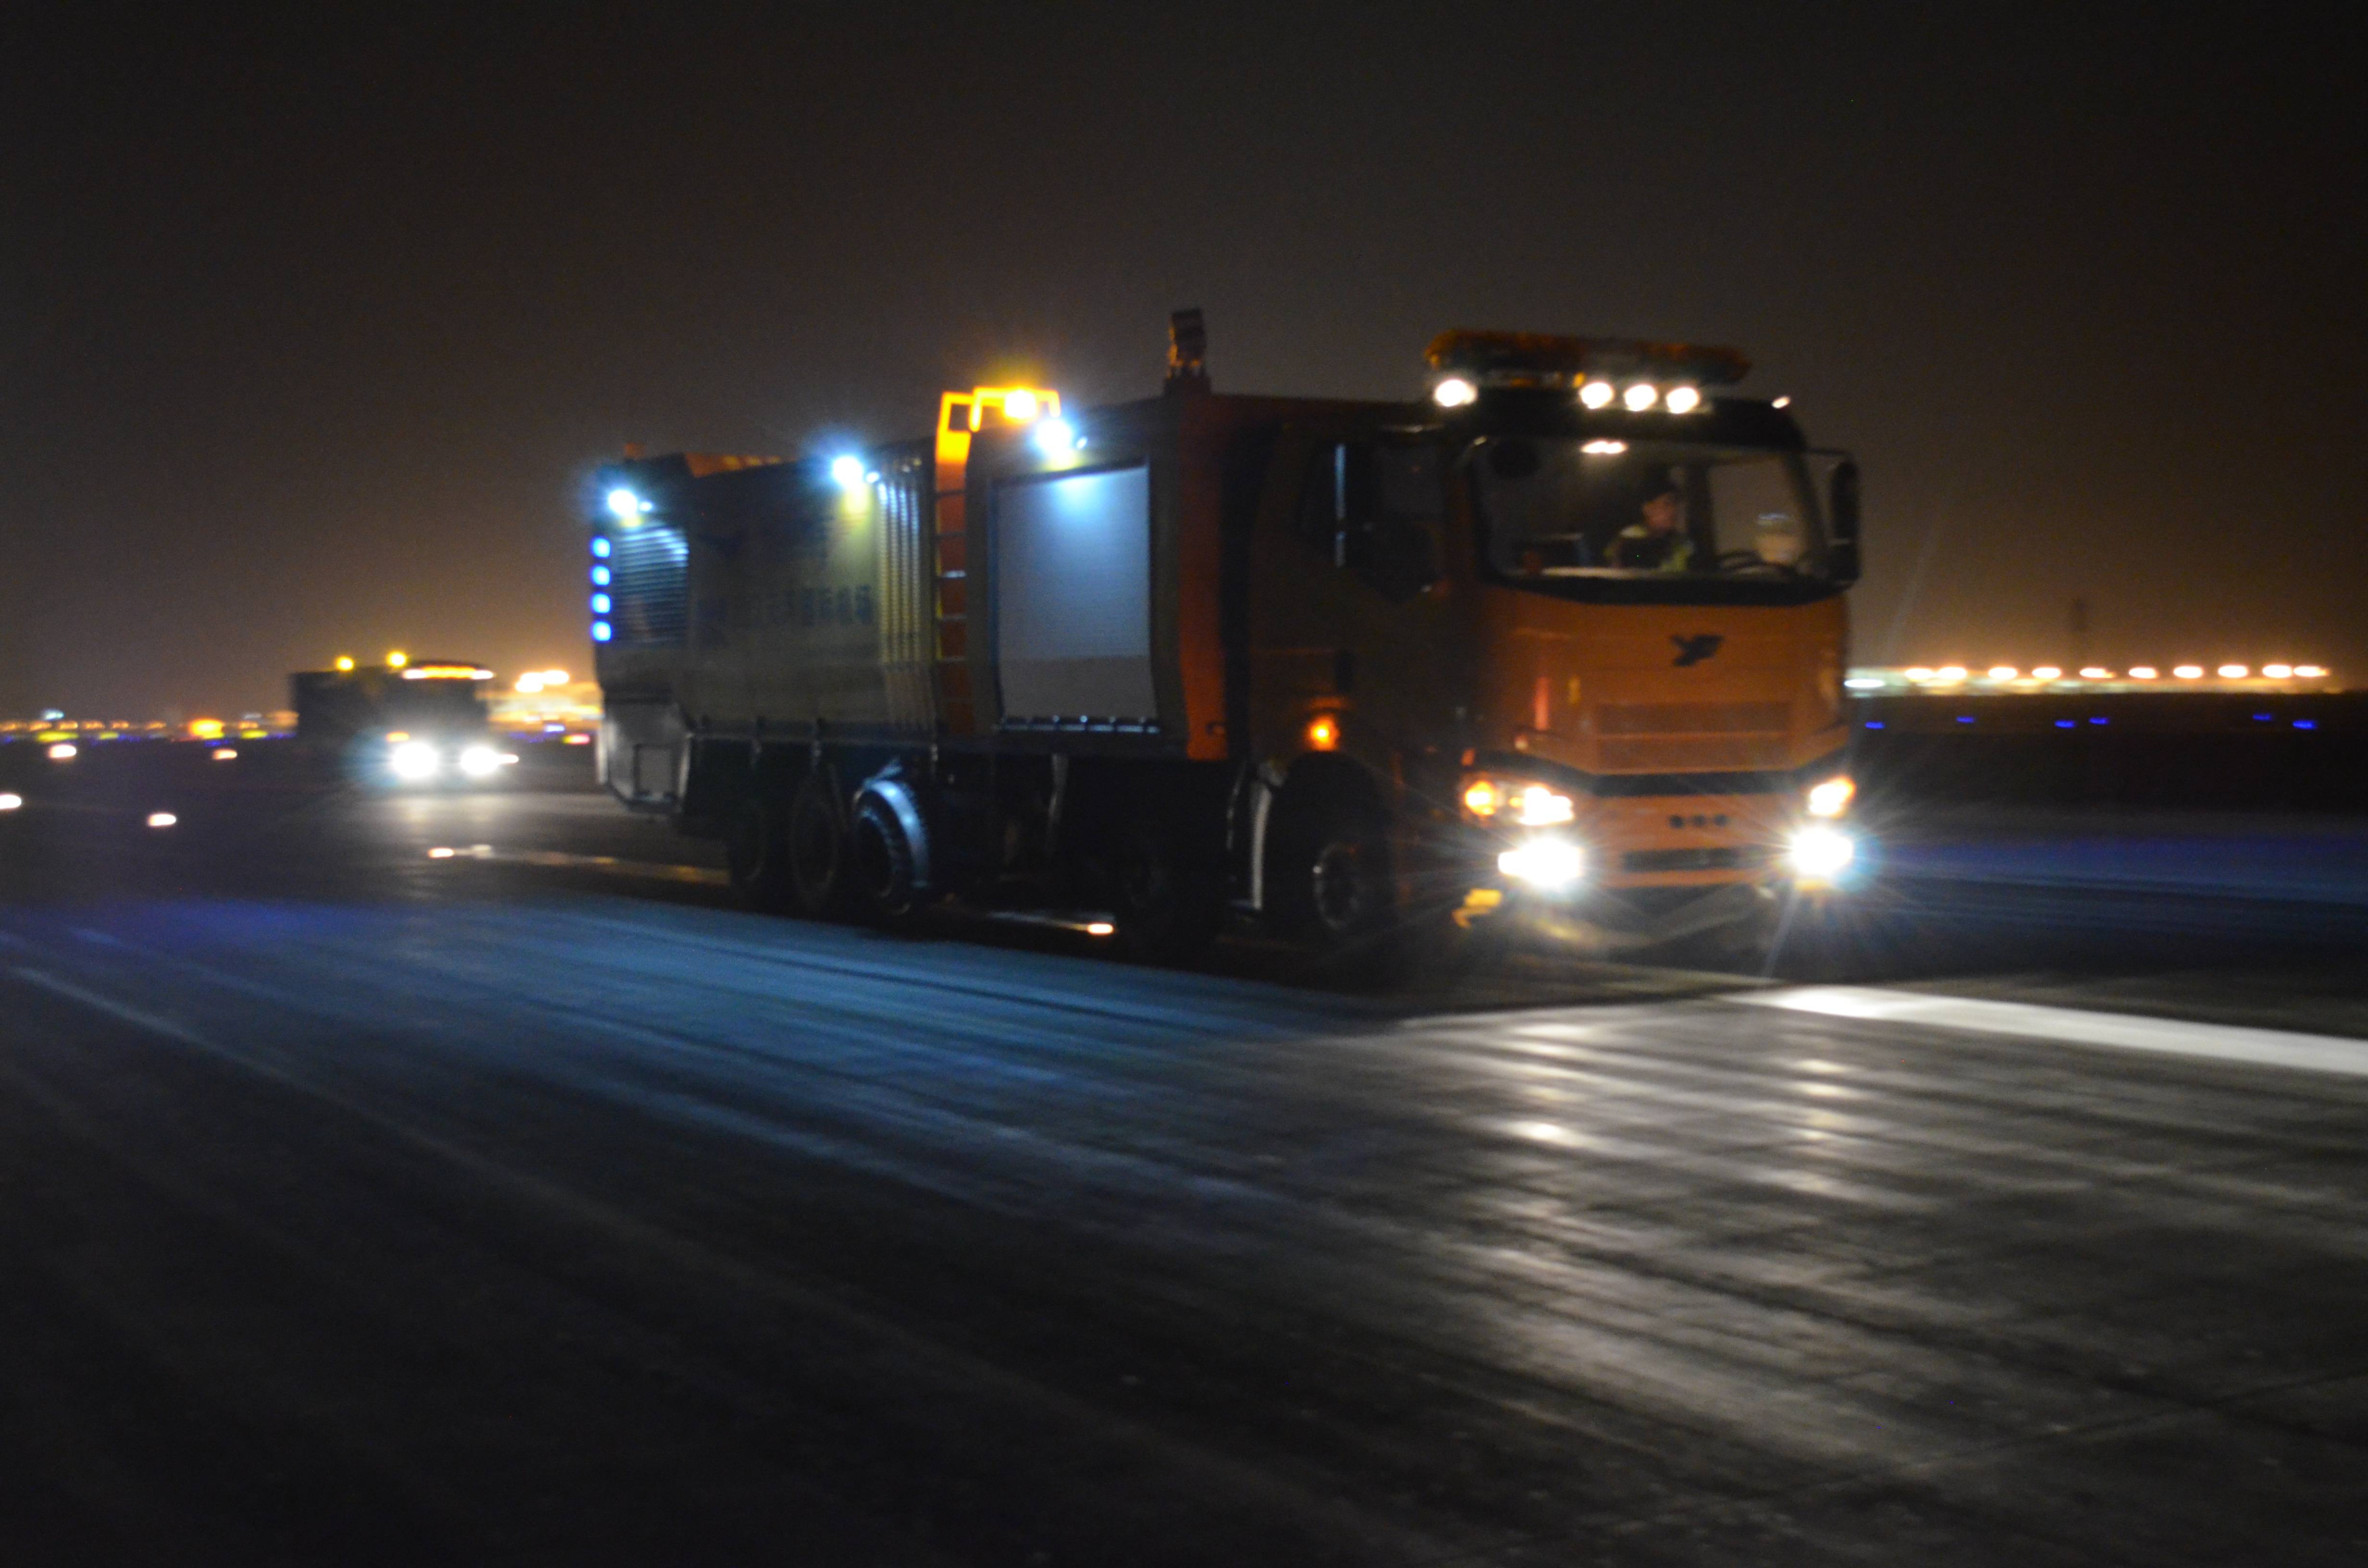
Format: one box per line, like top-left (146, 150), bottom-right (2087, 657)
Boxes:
top-left (587, 312), bottom-right (1864, 962)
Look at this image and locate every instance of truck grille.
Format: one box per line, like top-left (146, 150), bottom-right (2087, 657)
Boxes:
top-left (608, 525), bottom-right (688, 647)
top-left (1598, 701), bottom-right (1790, 735)
top-left (1622, 846), bottom-right (1766, 873)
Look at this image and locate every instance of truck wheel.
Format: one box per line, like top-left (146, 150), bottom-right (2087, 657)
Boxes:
top-left (847, 794), bottom-right (923, 924)
top-left (1271, 798), bottom-right (1396, 973)
top-left (1110, 823), bottom-right (1222, 965)
top-left (724, 798), bottom-right (792, 912)
top-left (786, 773), bottom-right (850, 919)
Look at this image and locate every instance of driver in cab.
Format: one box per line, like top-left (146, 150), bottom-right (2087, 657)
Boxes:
top-left (1610, 472), bottom-right (1692, 572)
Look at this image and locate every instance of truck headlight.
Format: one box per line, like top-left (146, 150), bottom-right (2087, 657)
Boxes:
top-left (1788, 825), bottom-right (1857, 881)
top-left (1462, 775), bottom-right (1577, 826)
top-left (458, 745), bottom-right (503, 778)
top-left (1805, 775), bottom-right (1856, 818)
top-left (1498, 835), bottom-right (1587, 889)
top-left (390, 740), bottom-right (440, 780)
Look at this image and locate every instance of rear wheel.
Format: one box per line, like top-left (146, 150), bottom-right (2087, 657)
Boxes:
top-left (1270, 797), bottom-right (1396, 979)
top-left (1109, 822), bottom-right (1223, 965)
top-left (786, 772), bottom-right (851, 919)
top-left (847, 794), bottom-right (925, 924)
top-left (723, 796), bottom-right (792, 911)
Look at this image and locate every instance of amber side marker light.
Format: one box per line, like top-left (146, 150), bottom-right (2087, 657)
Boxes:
top-left (1305, 715), bottom-right (1341, 751)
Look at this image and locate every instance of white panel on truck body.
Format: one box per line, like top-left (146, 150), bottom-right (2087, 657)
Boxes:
top-left (993, 464), bottom-right (1157, 722)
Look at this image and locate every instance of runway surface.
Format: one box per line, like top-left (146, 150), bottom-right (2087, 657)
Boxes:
top-left (1, 745), bottom-right (2364, 1563)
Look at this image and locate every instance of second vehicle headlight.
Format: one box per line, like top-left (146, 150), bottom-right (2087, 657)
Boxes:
top-left (390, 740), bottom-right (440, 779)
top-left (458, 745), bottom-right (503, 778)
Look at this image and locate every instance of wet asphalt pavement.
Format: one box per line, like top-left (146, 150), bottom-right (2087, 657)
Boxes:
top-left (1, 742), bottom-right (2364, 1564)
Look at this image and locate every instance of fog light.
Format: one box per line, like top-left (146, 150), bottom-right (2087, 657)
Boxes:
top-left (1788, 825), bottom-right (1857, 881)
top-left (1498, 836), bottom-right (1586, 889)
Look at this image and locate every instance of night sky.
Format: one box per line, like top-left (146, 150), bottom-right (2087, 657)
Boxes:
top-left (5, 4), bottom-right (2361, 718)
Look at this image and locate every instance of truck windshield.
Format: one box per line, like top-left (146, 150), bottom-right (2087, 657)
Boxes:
top-left (1470, 436), bottom-right (1833, 600)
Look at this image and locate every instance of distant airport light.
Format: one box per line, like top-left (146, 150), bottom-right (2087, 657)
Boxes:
top-left (428, 846), bottom-right (456, 859)
top-left (387, 651), bottom-right (408, 669)
top-left (2030, 666), bottom-right (2062, 680)
top-left (2295, 664), bottom-right (2328, 679)
top-left (1432, 376), bottom-right (1477, 408)
top-left (2172, 665), bottom-right (2205, 679)
top-left (47, 742), bottom-right (76, 760)
top-left (1622, 382), bottom-right (1658, 411)
top-left (541, 669), bottom-right (568, 684)
top-left (1580, 439), bottom-right (1628, 455)
top-left (1843, 676), bottom-right (1886, 690)
top-left (1085, 921), bottom-right (1118, 937)
top-left (210, 747), bottom-right (237, 761)
top-left (2217, 664), bottom-right (2249, 679)
top-left (0, 793), bottom-right (20, 811)
top-left (334, 655), bottom-right (356, 672)
top-left (1986, 666), bottom-right (2017, 681)
top-left (146, 812), bottom-right (176, 829)
top-left (1903, 667), bottom-right (1936, 682)
top-left (2128, 666), bottom-right (2158, 679)
top-left (1934, 666), bottom-right (1968, 683)
top-left (1771, 395), bottom-right (1792, 408)
top-left (562, 734), bottom-right (592, 745)
top-left (1578, 380), bottom-right (1616, 409)
top-left (2262, 663), bottom-right (2293, 679)
top-left (2079, 666), bottom-right (2111, 679)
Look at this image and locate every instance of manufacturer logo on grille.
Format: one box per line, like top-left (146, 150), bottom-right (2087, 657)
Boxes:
top-left (1671, 633), bottom-right (1725, 667)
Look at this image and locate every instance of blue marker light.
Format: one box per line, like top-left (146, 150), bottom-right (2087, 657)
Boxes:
top-left (1864, 721), bottom-right (1885, 730)
top-left (2254, 712), bottom-right (2274, 722)
top-left (591, 593), bottom-right (611, 613)
top-left (591, 621), bottom-right (612, 643)
top-left (2054, 719), bottom-right (2075, 728)
top-left (2294, 720), bottom-right (2318, 730)
top-left (1956, 715), bottom-right (1975, 724)
top-left (591, 565), bottom-right (611, 586)
top-left (591, 536), bottom-right (611, 558)
top-left (2089, 716), bottom-right (2108, 725)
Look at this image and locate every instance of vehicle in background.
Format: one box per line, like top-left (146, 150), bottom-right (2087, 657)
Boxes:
top-left (291, 655), bottom-right (518, 788)
top-left (586, 313), bottom-right (1863, 965)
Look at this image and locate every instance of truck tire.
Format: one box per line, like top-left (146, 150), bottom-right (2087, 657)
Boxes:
top-left (786, 772), bottom-right (851, 919)
top-left (723, 797), bottom-right (793, 912)
top-left (1110, 822), bottom-right (1223, 965)
top-left (1270, 796), bottom-right (1396, 975)
top-left (847, 793), bottom-right (924, 924)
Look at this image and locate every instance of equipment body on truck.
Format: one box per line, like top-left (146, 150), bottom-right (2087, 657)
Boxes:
top-left (587, 314), bottom-right (1866, 961)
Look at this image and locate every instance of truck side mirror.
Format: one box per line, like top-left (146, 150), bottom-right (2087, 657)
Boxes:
top-left (1826, 459), bottom-right (1861, 583)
